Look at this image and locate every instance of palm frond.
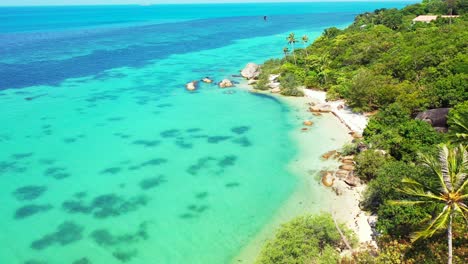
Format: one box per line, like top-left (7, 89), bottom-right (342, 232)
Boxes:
top-left (439, 145), bottom-right (454, 192)
top-left (399, 186), bottom-right (445, 202)
top-left (411, 205), bottom-right (450, 242)
top-left (456, 174), bottom-right (468, 193)
top-left (453, 204), bottom-right (468, 225)
top-left (388, 200), bottom-right (429, 206)
top-left (454, 145), bottom-right (468, 191)
top-left (419, 151), bottom-right (449, 194)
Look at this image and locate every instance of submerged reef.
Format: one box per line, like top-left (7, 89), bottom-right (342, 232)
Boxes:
top-left (13, 185), bottom-right (47, 201)
top-left (139, 175), bottom-right (167, 190)
top-left (15, 204), bottom-right (53, 219)
top-left (31, 221), bottom-right (84, 250)
top-left (62, 193), bottom-right (148, 219)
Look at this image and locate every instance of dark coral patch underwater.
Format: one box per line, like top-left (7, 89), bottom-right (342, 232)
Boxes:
top-left (128, 158), bottom-right (168, 171)
top-left (112, 249), bottom-right (138, 263)
top-left (232, 136), bottom-right (252, 147)
top-left (225, 182), bottom-right (240, 188)
top-left (62, 193), bottom-right (148, 219)
top-left (15, 204), bottom-right (53, 219)
top-left (13, 185), bottom-right (47, 201)
top-left (187, 155), bottom-right (238, 176)
top-left (100, 167), bottom-right (122, 175)
top-left (207, 136), bottom-right (231, 144)
top-left (44, 167), bottom-right (70, 179)
top-left (160, 129), bottom-right (180, 138)
top-left (24, 259), bottom-right (47, 264)
top-left (230, 126), bottom-right (250, 135)
top-left (90, 222), bottom-right (149, 247)
top-left (218, 155), bottom-right (237, 168)
top-left (31, 221), bottom-right (84, 250)
top-left (11, 152), bottom-right (34, 160)
top-left (187, 156), bottom-right (216, 176)
top-left (132, 139), bottom-right (161, 148)
top-left (139, 175), bottom-right (167, 190)
top-left (72, 257), bottom-right (91, 264)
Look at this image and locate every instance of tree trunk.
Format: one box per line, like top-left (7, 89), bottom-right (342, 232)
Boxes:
top-left (448, 212), bottom-right (453, 264)
top-left (292, 44), bottom-right (296, 65)
top-left (332, 214), bottom-right (352, 251)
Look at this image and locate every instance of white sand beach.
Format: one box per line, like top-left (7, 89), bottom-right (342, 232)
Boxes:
top-left (302, 88), bottom-right (369, 135)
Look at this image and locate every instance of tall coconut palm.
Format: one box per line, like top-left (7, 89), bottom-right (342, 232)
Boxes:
top-left (301, 35), bottom-right (309, 57)
top-left (283, 47), bottom-right (290, 60)
top-left (286, 32), bottom-right (297, 65)
top-left (391, 144), bottom-right (468, 264)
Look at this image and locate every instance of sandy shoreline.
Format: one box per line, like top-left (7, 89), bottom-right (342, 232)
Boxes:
top-left (302, 88), bottom-right (369, 135)
top-left (281, 89), bottom-right (375, 248)
top-left (300, 88), bottom-right (375, 247)
top-left (232, 82), bottom-right (374, 262)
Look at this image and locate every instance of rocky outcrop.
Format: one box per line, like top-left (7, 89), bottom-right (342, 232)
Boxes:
top-left (303, 120), bottom-right (313, 126)
top-left (416, 108), bottom-right (450, 130)
top-left (309, 103), bottom-right (332, 113)
top-left (339, 164), bottom-right (355, 171)
top-left (185, 81), bottom-right (198, 91)
top-left (321, 171), bottom-right (335, 187)
top-left (202, 77), bottom-right (213, 83)
top-left (267, 74), bottom-right (281, 91)
top-left (269, 74), bottom-right (279, 82)
top-left (218, 79), bottom-right (234, 88)
top-left (322, 150), bottom-right (337, 160)
top-left (271, 87), bottom-right (281, 93)
top-left (269, 82), bottom-right (280, 89)
top-left (344, 173), bottom-right (360, 187)
top-left (247, 79), bottom-right (258, 85)
top-left (335, 170), bottom-right (350, 179)
top-left (241, 63), bottom-right (261, 79)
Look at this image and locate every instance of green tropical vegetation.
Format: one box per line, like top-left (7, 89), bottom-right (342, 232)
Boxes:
top-left (256, 213), bottom-right (356, 264)
top-left (256, 0), bottom-right (467, 263)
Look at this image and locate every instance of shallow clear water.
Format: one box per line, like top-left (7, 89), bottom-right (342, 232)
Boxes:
top-left (0, 2), bottom-right (412, 263)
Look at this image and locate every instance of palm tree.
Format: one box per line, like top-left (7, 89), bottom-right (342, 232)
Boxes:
top-left (286, 32), bottom-right (297, 65)
top-left (283, 47), bottom-right (290, 60)
top-left (391, 144), bottom-right (468, 264)
top-left (301, 35), bottom-right (309, 57)
top-left (311, 54), bottom-right (331, 85)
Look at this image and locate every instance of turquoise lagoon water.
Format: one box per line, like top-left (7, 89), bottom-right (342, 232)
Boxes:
top-left (0, 2), bottom-right (414, 263)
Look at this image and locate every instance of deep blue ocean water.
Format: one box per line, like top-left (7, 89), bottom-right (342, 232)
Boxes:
top-left (0, 2), bottom-right (414, 263)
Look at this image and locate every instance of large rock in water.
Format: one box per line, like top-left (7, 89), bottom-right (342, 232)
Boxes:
top-left (416, 108), bottom-right (450, 128)
top-left (185, 81), bottom-right (198, 91)
top-left (218, 79), bottom-right (234, 88)
top-left (321, 172), bottom-right (335, 187)
top-left (202, 77), bottom-right (213, 83)
top-left (241, 63), bottom-right (261, 79)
